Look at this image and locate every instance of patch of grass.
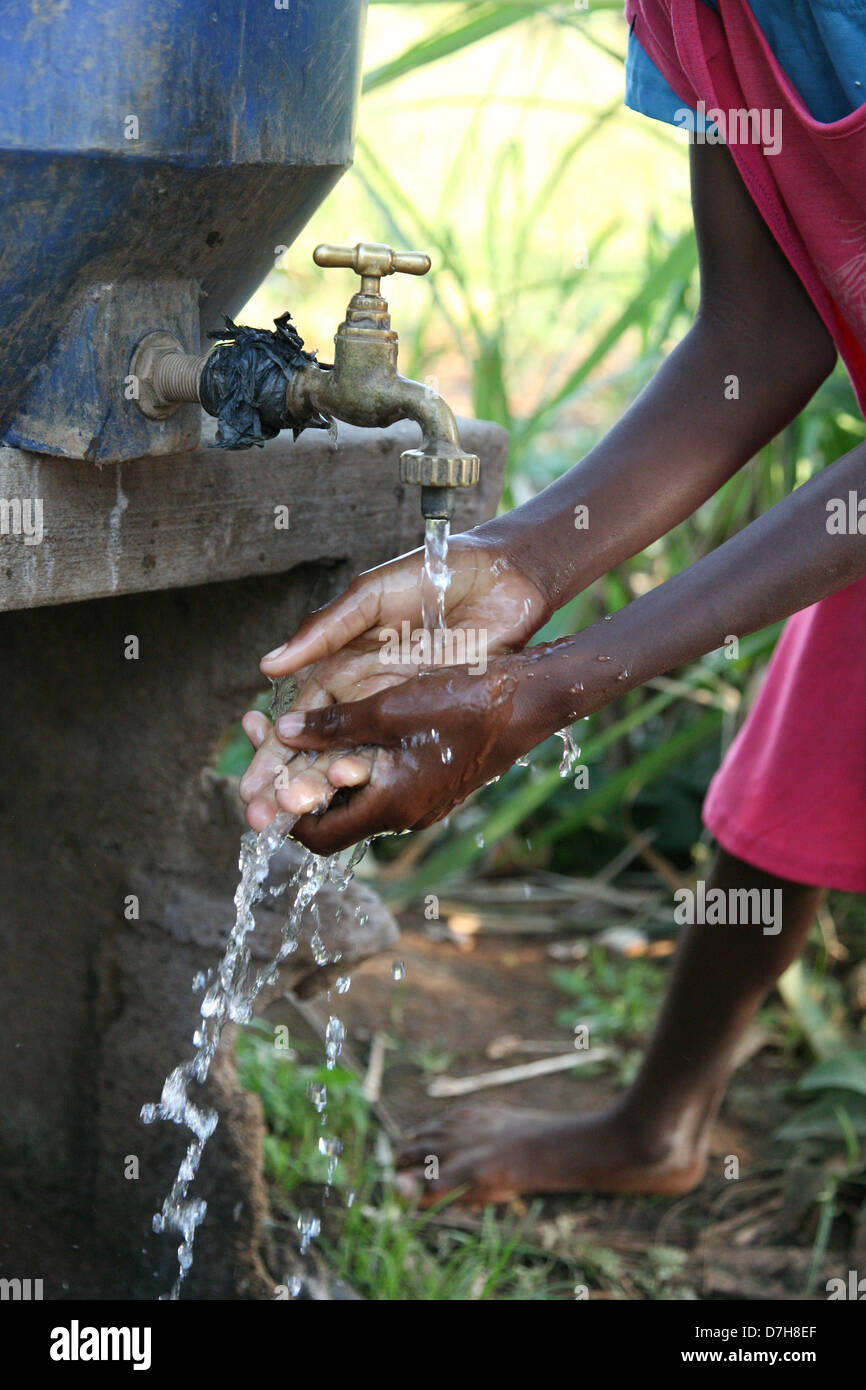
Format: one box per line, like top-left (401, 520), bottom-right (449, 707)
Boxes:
top-left (236, 1027), bottom-right (572, 1298)
top-left (333, 1194), bottom-right (573, 1300)
top-left (552, 945), bottom-right (667, 1064)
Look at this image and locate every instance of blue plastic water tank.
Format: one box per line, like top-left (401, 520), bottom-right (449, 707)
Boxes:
top-left (0, 0), bottom-right (366, 461)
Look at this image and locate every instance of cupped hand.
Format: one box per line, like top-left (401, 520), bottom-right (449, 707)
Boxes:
top-left (240, 534), bottom-right (550, 831)
top-left (261, 532), bottom-right (550, 677)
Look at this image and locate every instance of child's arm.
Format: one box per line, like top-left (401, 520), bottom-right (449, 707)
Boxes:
top-left (277, 425), bottom-right (866, 853)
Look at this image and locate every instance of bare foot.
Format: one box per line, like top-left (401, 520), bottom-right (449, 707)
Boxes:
top-left (395, 1104), bottom-right (707, 1206)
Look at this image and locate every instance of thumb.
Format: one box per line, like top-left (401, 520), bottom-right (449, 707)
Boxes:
top-left (274, 699), bottom-right (378, 752)
top-left (260, 578), bottom-right (382, 676)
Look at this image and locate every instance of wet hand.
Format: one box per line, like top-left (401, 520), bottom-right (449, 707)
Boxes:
top-left (270, 656), bottom-right (531, 854)
top-left (241, 535), bottom-right (549, 831)
top-left (258, 533), bottom-right (550, 680)
top-left (239, 709), bottom-right (374, 830)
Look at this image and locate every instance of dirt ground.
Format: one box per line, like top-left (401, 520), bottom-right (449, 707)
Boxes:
top-left (294, 908), bottom-right (864, 1301)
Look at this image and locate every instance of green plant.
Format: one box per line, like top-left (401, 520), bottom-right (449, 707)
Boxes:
top-left (552, 946), bottom-right (665, 1043)
top-left (236, 1025), bottom-right (574, 1298)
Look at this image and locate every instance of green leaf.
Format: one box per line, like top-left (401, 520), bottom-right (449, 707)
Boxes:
top-left (777, 960), bottom-right (845, 1062)
top-left (797, 1047), bottom-right (866, 1097)
top-left (512, 229), bottom-right (698, 456)
top-left (776, 1092), bottom-right (866, 1142)
top-left (363, 3), bottom-right (539, 94)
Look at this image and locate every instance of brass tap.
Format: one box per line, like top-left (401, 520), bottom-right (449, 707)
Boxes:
top-left (289, 242), bottom-right (480, 519)
top-left (131, 240), bottom-right (480, 520)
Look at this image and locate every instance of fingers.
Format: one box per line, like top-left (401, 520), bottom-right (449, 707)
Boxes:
top-left (289, 746), bottom-right (412, 852)
top-left (241, 710), bottom-right (271, 749)
top-left (274, 764), bottom-right (333, 816)
top-left (326, 753), bottom-right (372, 788)
top-left (245, 795), bottom-right (280, 830)
top-left (273, 752), bottom-right (373, 818)
top-left (291, 781), bottom-right (395, 855)
top-left (238, 729), bottom-right (292, 803)
top-left (260, 578), bottom-right (382, 677)
top-left (274, 700), bottom-right (378, 753)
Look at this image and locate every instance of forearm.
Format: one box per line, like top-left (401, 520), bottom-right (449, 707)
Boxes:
top-left (479, 303), bottom-right (832, 610)
top-left (513, 438), bottom-right (866, 740)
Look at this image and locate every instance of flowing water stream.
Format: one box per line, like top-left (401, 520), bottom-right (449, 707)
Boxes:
top-left (141, 811), bottom-right (368, 1298)
top-left (142, 520), bottom-right (453, 1299)
top-left (421, 516), bottom-right (451, 633)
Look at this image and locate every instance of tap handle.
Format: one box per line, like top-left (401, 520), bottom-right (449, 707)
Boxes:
top-left (313, 241), bottom-right (431, 295)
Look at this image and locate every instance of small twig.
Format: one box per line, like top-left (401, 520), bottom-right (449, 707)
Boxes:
top-left (594, 831), bottom-right (659, 885)
top-left (362, 1031), bottom-right (388, 1103)
top-left (426, 1048), bottom-right (611, 1098)
top-left (621, 798), bottom-right (685, 892)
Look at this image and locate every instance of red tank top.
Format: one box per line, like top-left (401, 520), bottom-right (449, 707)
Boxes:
top-left (626, 0), bottom-right (866, 413)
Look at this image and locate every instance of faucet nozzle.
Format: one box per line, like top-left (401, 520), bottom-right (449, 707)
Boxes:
top-left (399, 445), bottom-right (480, 520)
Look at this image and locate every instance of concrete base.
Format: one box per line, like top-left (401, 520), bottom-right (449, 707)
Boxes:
top-left (0, 417), bottom-right (506, 1298)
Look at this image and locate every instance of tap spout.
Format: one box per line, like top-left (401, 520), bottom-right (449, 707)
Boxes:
top-left (130, 241), bottom-right (482, 521)
top-left (288, 361), bottom-right (479, 520)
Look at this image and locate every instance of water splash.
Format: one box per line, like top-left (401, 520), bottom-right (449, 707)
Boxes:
top-left (422, 517), bottom-right (451, 633)
top-left (141, 814), bottom-right (365, 1299)
top-left (298, 1210), bottom-right (321, 1254)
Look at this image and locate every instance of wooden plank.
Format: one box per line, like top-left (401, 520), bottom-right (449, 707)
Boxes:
top-left (0, 416), bottom-right (507, 611)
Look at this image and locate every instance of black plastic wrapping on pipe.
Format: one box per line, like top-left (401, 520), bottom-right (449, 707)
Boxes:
top-left (200, 311), bottom-right (332, 449)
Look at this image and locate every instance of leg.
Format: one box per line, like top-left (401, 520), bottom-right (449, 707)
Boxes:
top-left (396, 848), bottom-right (823, 1203)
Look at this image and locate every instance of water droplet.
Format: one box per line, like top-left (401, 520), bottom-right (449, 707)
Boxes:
top-left (335, 975), bottom-right (350, 994)
top-left (200, 985), bottom-right (220, 1018)
top-left (297, 1210), bottom-right (321, 1254)
top-left (475, 833), bottom-right (485, 849)
top-left (556, 727), bottom-right (580, 777)
top-left (306, 1081), bottom-right (327, 1113)
top-left (311, 929), bottom-right (331, 966)
top-left (325, 1016), bottom-right (345, 1069)
top-left (391, 959), bottom-right (406, 982)
top-left (318, 1135), bottom-right (343, 1159)
top-left (191, 971), bottom-right (206, 992)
